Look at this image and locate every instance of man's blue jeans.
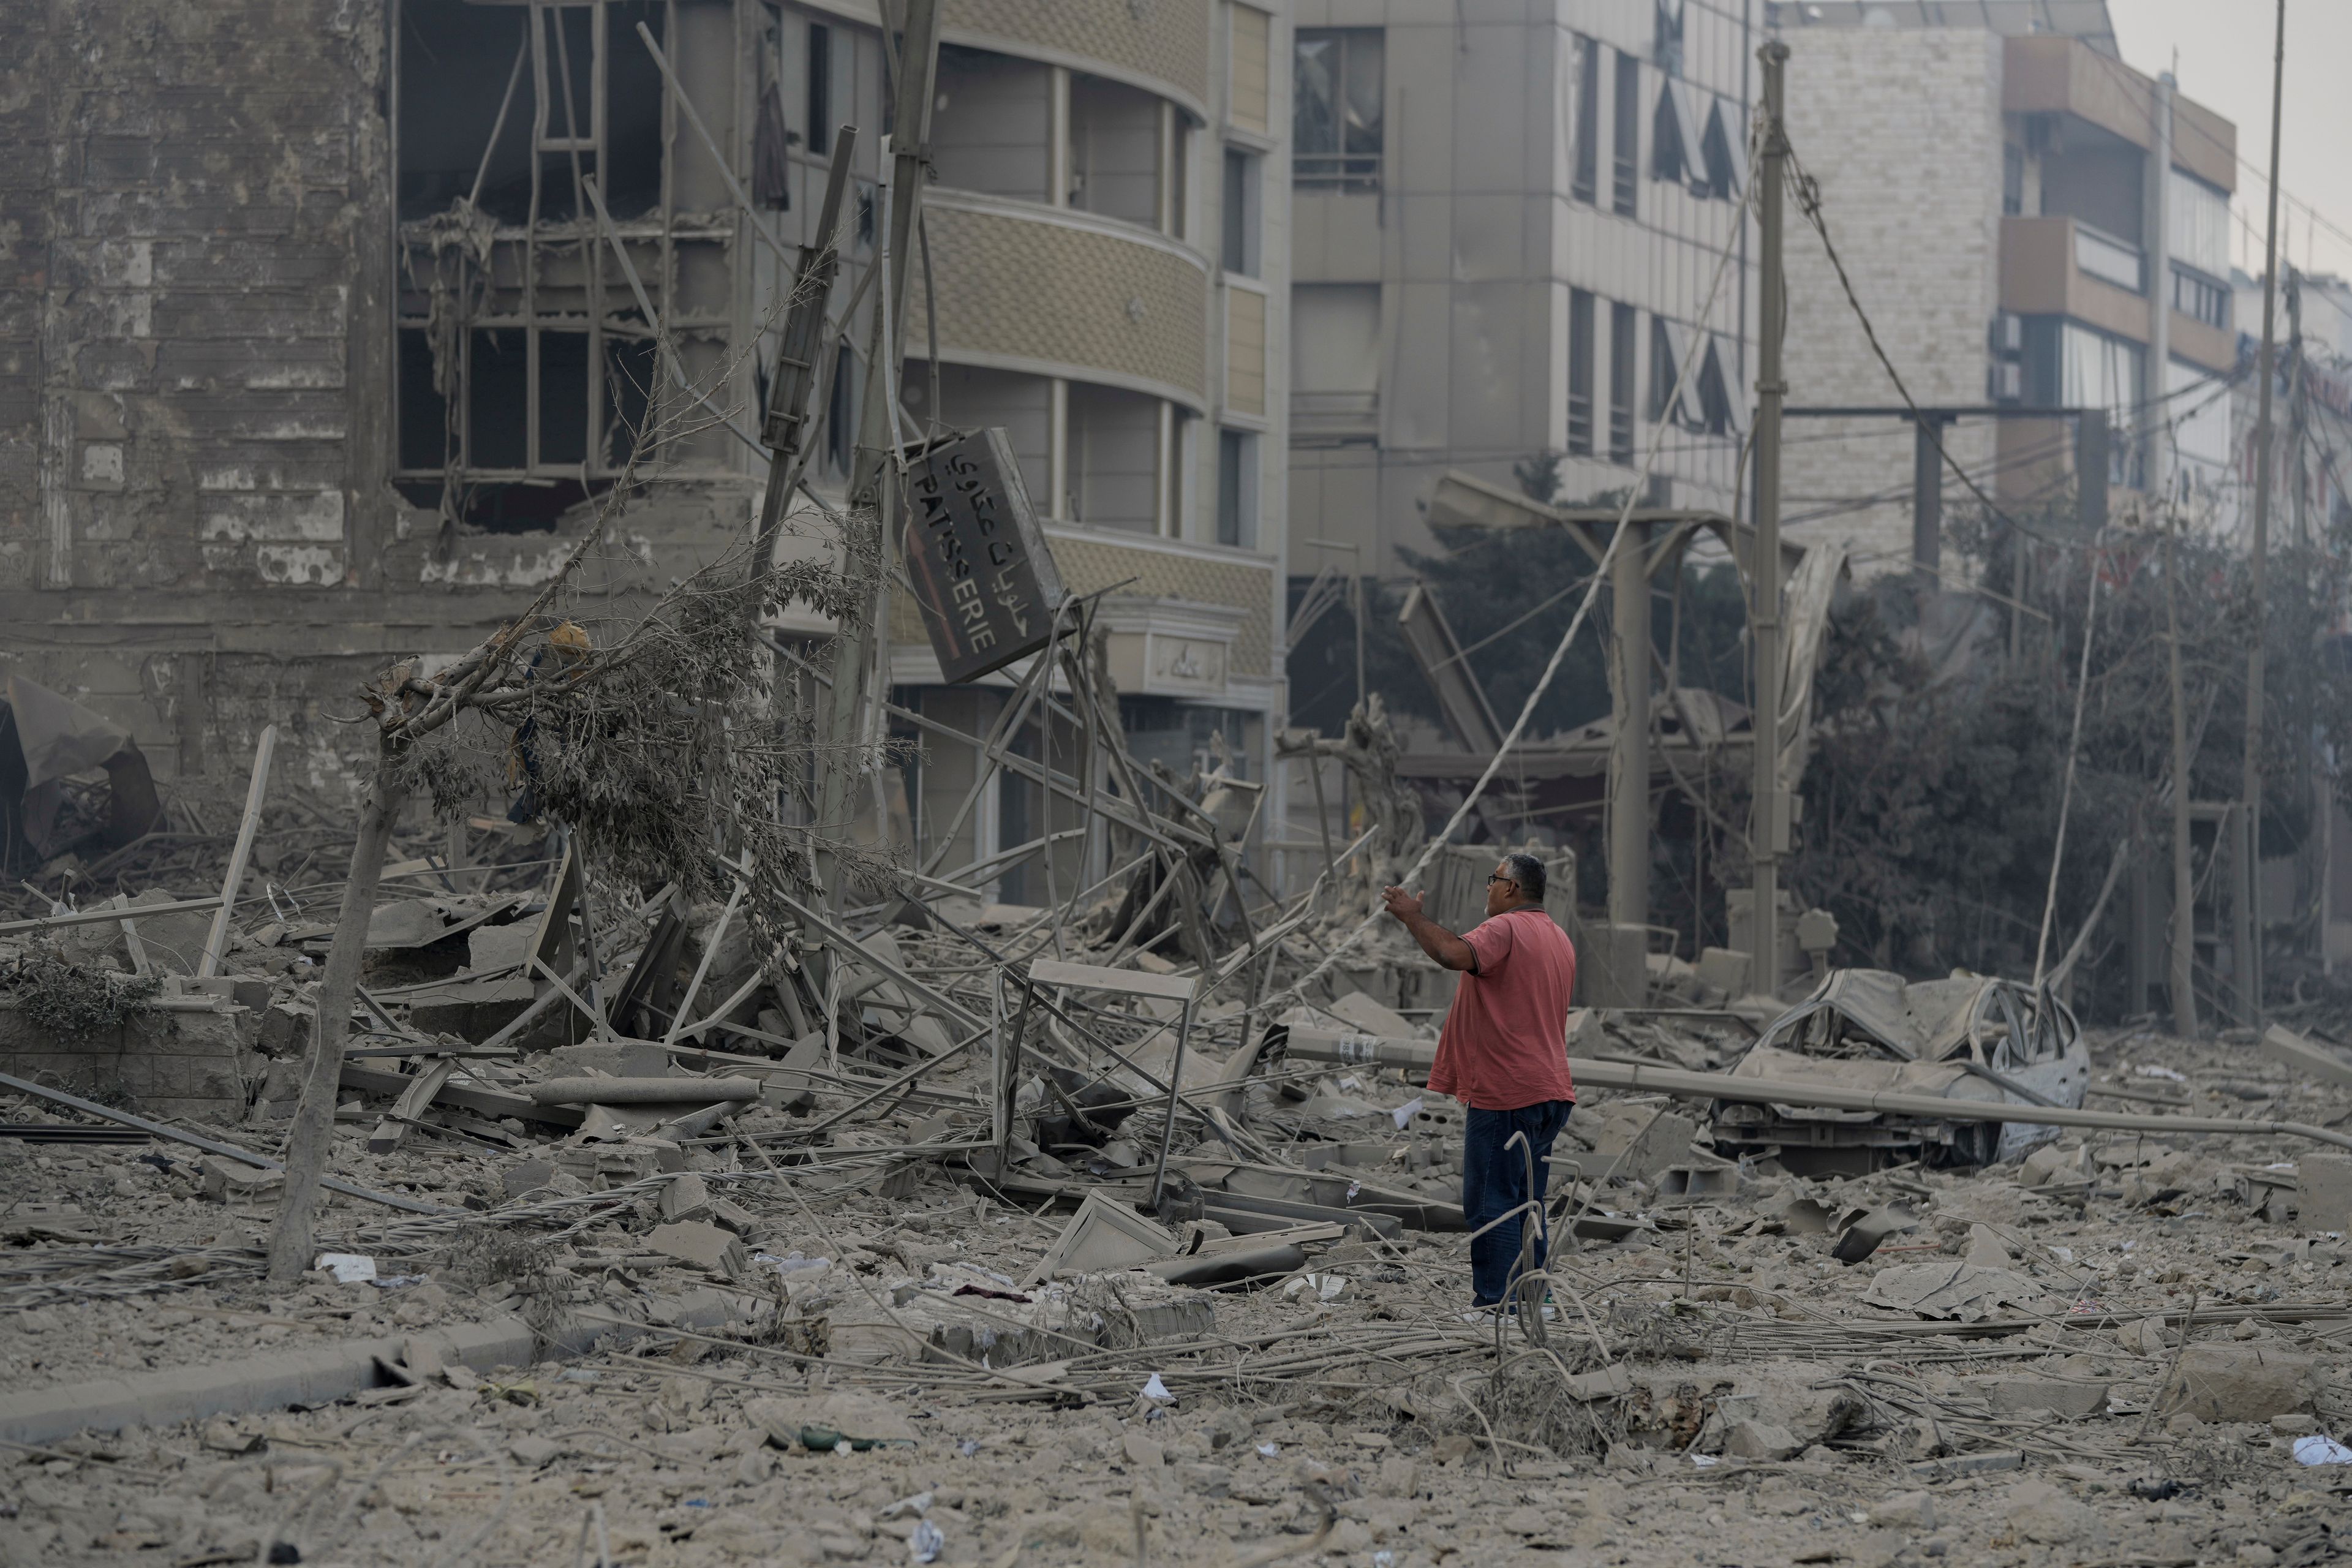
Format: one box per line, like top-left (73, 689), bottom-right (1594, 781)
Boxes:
top-left (1461, 1100), bottom-right (1574, 1307)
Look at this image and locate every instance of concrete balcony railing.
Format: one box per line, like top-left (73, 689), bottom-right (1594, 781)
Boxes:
top-left (910, 189), bottom-right (1210, 409)
top-left (2002, 214), bottom-right (2151, 348)
top-left (941, 0), bottom-right (1210, 118)
top-left (2003, 34), bottom-right (2236, 192)
top-left (2000, 214), bottom-right (2238, 374)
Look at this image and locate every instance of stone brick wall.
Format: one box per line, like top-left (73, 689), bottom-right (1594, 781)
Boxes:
top-left (1780, 29), bottom-right (2005, 577)
top-left (2, 0), bottom-right (391, 597)
top-left (0, 1001), bottom-right (258, 1125)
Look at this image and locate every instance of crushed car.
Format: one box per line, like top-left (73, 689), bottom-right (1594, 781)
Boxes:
top-left (1711, 968), bottom-right (2090, 1175)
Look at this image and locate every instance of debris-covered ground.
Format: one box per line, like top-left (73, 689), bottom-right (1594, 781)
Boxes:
top-left (3, 659), bottom-right (2351, 1566)
top-left (5, 971), bottom-right (2351, 1566)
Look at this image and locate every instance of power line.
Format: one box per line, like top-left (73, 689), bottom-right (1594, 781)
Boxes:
top-left (1782, 131), bottom-right (2258, 550)
top-left (2077, 44), bottom-right (2352, 273)
top-left (1265, 127), bottom-right (1765, 1009)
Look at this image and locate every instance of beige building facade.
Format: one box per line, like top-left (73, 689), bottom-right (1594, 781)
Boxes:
top-left (1778, 3), bottom-right (2240, 568)
top-left (1286, 0), bottom-right (1762, 579)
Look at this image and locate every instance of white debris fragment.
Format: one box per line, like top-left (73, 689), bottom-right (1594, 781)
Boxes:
top-left (314, 1253), bottom-right (376, 1283)
top-left (2292, 1435), bottom-right (2352, 1466)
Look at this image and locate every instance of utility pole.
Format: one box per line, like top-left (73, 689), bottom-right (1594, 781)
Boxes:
top-left (816, 0), bottom-right (944, 902)
top-left (2165, 510), bottom-right (2198, 1039)
top-left (2143, 71), bottom-right (2175, 492)
top-left (2240, 0), bottom-right (2286, 1028)
top-left (2287, 270), bottom-right (2306, 549)
top-left (1608, 519), bottom-right (1652, 940)
top-left (1749, 40), bottom-right (1790, 998)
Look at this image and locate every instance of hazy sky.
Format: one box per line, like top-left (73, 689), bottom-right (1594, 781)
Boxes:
top-left (2109, 0), bottom-right (2352, 290)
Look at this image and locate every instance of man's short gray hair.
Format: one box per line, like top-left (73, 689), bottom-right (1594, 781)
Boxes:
top-left (1499, 851), bottom-right (1547, 900)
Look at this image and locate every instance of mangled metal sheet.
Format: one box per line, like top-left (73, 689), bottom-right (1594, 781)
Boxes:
top-left (1717, 968), bottom-right (2091, 1166)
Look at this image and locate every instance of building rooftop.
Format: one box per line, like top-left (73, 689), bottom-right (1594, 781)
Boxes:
top-left (1770, 0), bottom-right (2118, 55)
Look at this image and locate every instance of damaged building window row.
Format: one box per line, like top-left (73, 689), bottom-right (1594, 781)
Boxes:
top-left (392, 0), bottom-right (879, 530)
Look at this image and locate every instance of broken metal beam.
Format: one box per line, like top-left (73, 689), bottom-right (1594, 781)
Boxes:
top-left (0, 1070), bottom-right (454, 1215)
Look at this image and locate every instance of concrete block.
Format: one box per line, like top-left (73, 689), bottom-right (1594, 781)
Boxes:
top-left (645, 1221), bottom-right (748, 1276)
top-left (2160, 1345), bottom-right (2319, 1422)
top-left (1585, 1099), bottom-right (1698, 1185)
top-left (1981, 1373), bottom-right (2108, 1420)
top-left (500, 1160), bottom-right (557, 1198)
top-left (1722, 1419), bottom-right (1802, 1460)
top-left (1693, 946), bottom-right (1750, 1000)
top-left (2260, 1026), bottom-right (2352, 1090)
top-left (2004, 1480), bottom-right (2100, 1546)
top-left (2296, 1153), bottom-right (2352, 1232)
top-left (1868, 1491), bottom-right (1936, 1531)
top-left (660, 1172), bottom-right (714, 1223)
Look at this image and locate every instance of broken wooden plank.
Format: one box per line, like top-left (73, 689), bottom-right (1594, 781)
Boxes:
top-left (197, 724), bottom-right (277, 978)
top-left (1028, 957), bottom-right (1199, 1004)
top-left (0, 896), bottom-right (223, 937)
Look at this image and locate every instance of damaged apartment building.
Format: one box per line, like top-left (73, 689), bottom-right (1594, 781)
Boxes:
top-left (1776, 1), bottom-right (2242, 571)
top-left (0, 0), bottom-right (1297, 892)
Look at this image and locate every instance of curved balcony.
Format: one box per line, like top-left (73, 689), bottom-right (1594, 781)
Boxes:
top-left (941, 0), bottom-right (1210, 120)
top-left (910, 189), bottom-right (1210, 409)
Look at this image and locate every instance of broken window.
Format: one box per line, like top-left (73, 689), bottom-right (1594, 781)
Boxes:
top-left (1654, 0), bottom-right (1684, 78)
top-left (394, 0), bottom-right (724, 530)
top-left (1694, 335), bottom-right (1743, 440)
top-left (1216, 428), bottom-right (1256, 549)
top-left (1652, 77), bottom-right (1702, 188)
top-left (1567, 288), bottom-right (1596, 456)
top-left (807, 21), bottom-right (834, 156)
top-left (931, 46), bottom-right (1052, 203)
top-left (1069, 74), bottom-right (1164, 227)
top-left (1569, 34), bottom-right (1600, 205)
top-left (1608, 302), bottom-right (1637, 464)
top-left (1221, 149), bottom-right (1258, 276)
top-left (1067, 385), bottom-right (1163, 532)
top-left (1650, 315), bottom-right (1687, 427)
top-left (1611, 50), bottom-right (1640, 217)
top-left (1293, 28), bottom-right (1382, 193)
top-left (1697, 98), bottom-right (1742, 200)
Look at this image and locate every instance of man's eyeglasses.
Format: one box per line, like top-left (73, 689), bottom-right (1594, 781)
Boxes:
top-left (1487, 875), bottom-right (1517, 886)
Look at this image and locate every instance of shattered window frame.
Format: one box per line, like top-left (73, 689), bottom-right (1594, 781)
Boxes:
top-left (1292, 28), bottom-right (1382, 194)
top-left (392, 0), bottom-right (739, 525)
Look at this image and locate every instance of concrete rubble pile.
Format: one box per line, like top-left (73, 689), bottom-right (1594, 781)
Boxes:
top-left (5, 729), bottom-right (2352, 1567)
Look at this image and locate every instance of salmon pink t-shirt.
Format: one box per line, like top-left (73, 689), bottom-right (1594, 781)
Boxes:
top-left (1426, 905), bottom-right (1579, 1110)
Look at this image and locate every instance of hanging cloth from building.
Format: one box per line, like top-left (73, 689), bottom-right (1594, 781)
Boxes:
top-left (753, 62), bottom-right (793, 209)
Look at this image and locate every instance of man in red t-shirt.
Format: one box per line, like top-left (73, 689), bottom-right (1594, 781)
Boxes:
top-left (1382, 852), bottom-right (1577, 1314)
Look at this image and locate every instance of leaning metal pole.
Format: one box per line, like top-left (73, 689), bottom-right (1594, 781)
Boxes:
top-left (2238, 0), bottom-right (2287, 1028)
top-left (815, 0), bottom-right (944, 907)
top-left (1748, 40), bottom-right (1790, 998)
